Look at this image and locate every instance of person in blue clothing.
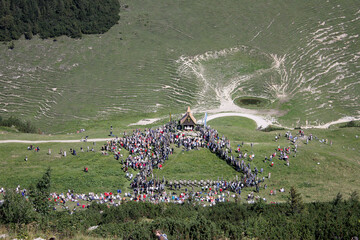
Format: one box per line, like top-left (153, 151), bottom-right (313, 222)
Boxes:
top-left (155, 229), bottom-right (168, 240)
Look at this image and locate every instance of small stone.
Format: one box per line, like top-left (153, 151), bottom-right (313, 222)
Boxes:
top-left (0, 234), bottom-right (8, 239)
top-left (88, 226), bottom-right (99, 231)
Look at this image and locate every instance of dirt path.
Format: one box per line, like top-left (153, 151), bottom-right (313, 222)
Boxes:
top-left (0, 115), bottom-right (358, 144)
top-left (203, 112), bottom-right (273, 128)
top-left (128, 118), bottom-right (161, 126)
top-left (0, 138), bottom-right (115, 144)
top-left (300, 116), bottom-right (360, 129)
top-left (126, 111), bottom-right (359, 130)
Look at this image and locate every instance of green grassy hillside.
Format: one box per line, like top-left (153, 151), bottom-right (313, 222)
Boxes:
top-left (1, 117), bottom-right (359, 203)
top-left (0, 0), bottom-right (359, 132)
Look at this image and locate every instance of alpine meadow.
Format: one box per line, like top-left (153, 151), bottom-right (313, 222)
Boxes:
top-left (0, 1), bottom-right (359, 239)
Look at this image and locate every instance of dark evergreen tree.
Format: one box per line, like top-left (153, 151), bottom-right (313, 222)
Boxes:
top-left (29, 167), bottom-right (53, 215)
top-left (288, 186), bottom-right (304, 215)
top-left (0, 0), bottom-right (120, 41)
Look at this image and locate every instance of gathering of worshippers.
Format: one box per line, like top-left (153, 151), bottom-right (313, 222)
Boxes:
top-left (13, 108), bottom-right (334, 209)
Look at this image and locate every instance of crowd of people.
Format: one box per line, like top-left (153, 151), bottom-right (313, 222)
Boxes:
top-left (5, 122), bottom-right (333, 209)
top-left (0, 184), bottom-right (289, 211)
top-left (90, 123), bottom-right (272, 203)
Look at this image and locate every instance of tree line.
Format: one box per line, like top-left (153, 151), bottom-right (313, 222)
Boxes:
top-left (0, 115), bottom-right (37, 133)
top-left (0, 169), bottom-right (359, 239)
top-left (0, 0), bottom-right (120, 41)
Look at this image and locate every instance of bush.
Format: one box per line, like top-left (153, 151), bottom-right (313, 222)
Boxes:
top-left (262, 125), bottom-right (285, 132)
top-left (0, 115), bottom-right (37, 133)
top-left (8, 41), bottom-right (14, 49)
top-left (0, 189), bottom-right (37, 224)
top-left (1, 192), bottom-right (359, 239)
top-left (340, 121), bottom-right (359, 128)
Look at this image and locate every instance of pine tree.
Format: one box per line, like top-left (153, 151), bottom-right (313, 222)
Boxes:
top-left (288, 186), bottom-right (304, 215)
top-left (29, 167), bottom-right (53, 215)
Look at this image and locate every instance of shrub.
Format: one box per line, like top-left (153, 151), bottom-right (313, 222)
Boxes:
top-left (8, 41), bottom-right (14, 49)
top-left (340, 121), bottom-right (359, 128)
top-left (262, 125), bottom-right (285, 132)
top-left (0, 116), bottom-right (37, 133)
top-left (0, 189), bottom-right (37, 224)
top-left (29, 168), bottom-right (53, 215)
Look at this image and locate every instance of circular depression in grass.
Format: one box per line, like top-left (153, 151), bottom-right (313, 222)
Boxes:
top-left (234, 96), bottom-right (270, 108)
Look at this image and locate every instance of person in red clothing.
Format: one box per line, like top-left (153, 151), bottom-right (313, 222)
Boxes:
top-left (84, 167), bottom-right (88, 172)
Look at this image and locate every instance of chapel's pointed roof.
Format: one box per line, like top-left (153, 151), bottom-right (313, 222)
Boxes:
top-left (179, 106), bottom-right (197, 125)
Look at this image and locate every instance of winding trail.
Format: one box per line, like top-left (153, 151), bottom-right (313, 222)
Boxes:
top-left (0, 138), bottom-right (114, 144)
top-left (0, 114), bottom-right (358, 144)
top-left (300, 116), bottom-right (360, 129)
top-left (202, 112), bottom-right (359, 129)
top-left (200, 112), bottom-right (273, 128)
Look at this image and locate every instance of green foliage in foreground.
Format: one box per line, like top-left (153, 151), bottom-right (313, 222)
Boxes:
top-left (1, 190), bottom-right (359, 239)
top-left (0, 168), bottom-right (52, 224)
top-left (0, 168), bottom-right (359, 239)
top-left (0, 0), bottom-right (120, 41)
top-left (0, 189), bottom-right (36, 224)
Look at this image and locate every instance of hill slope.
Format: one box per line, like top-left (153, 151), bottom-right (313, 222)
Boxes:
top-left (0, 0), bottom-right (359, 132)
